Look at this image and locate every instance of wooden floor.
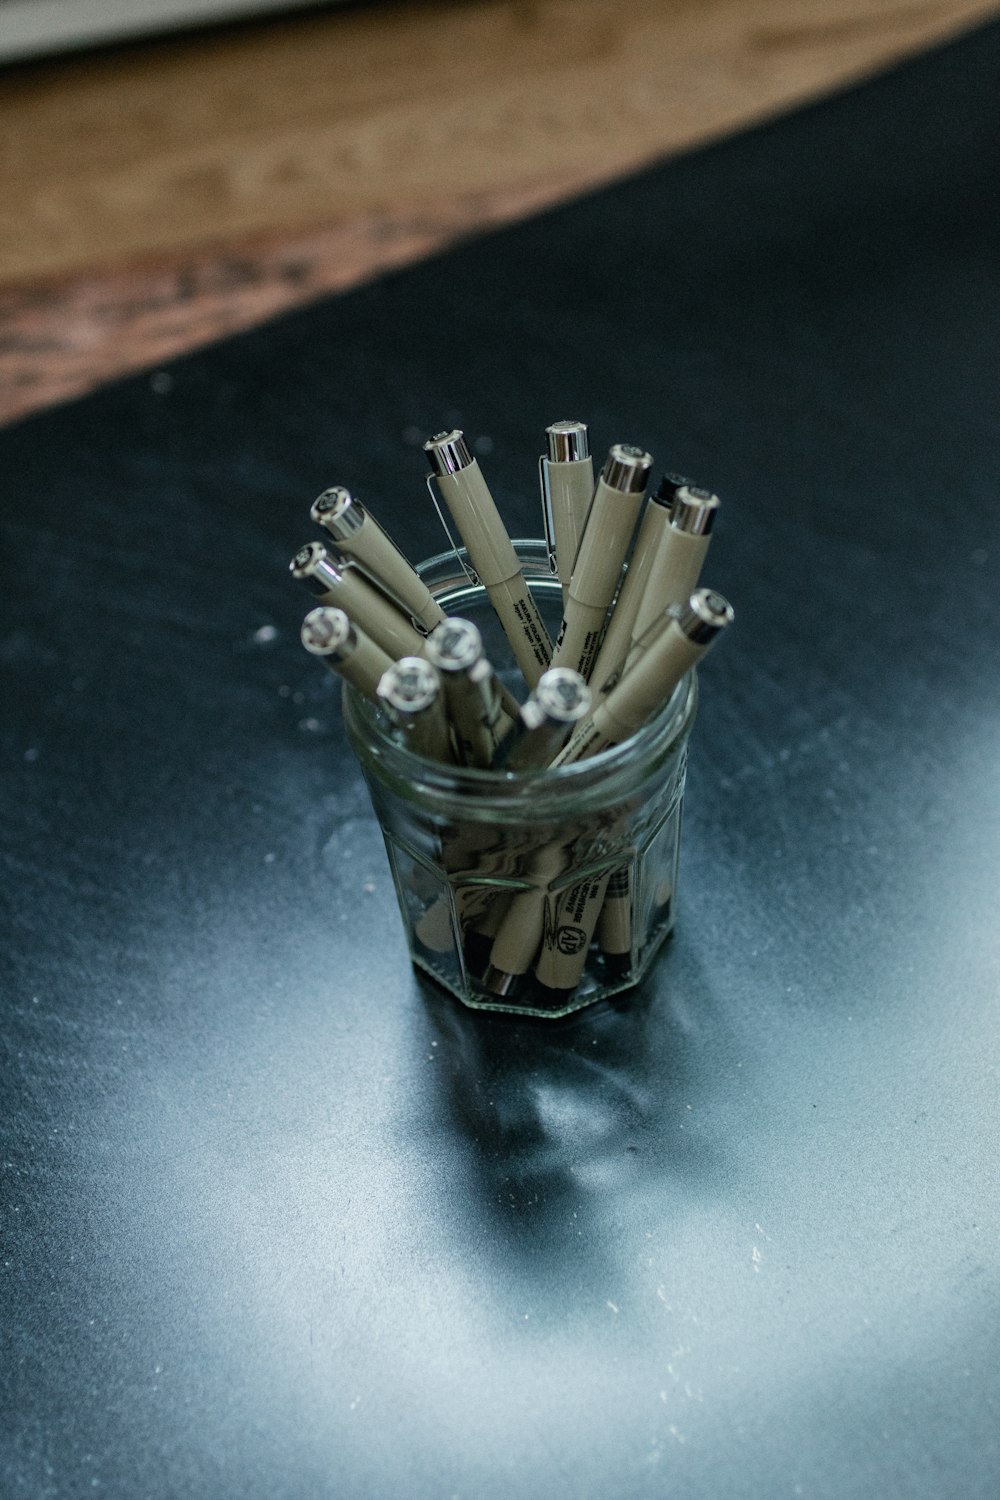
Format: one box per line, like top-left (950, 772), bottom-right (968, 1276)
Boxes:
top-left (1, 0), bottom-right (996, 424)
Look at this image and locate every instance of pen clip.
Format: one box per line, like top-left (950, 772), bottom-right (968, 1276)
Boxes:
top-left (424, 473), bottom-right (480, 586)
top-left (538, 454), bottom-right (558, 575)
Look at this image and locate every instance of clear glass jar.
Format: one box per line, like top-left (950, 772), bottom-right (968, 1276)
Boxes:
top-left (343, 540), bottom-right (698, 1019)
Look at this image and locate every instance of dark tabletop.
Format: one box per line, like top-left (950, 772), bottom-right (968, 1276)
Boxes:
top-left (2, 22), bottom-right (999, 1499)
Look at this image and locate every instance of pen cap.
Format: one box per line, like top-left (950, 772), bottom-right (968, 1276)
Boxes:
top-left (424, 430), bottom-right (473, 477)
top-left (301, 605), bottom-right (353, 656)
top-left (601, 444), bottom-right (653, 494)
top-left (546, 421), bottom-right (589, 463)
top-left (670, 485), bottom-right (720, 536)
top-left (655, 473), bottom-right (691, 506)
top-left (311, 486), bottom-right (365, 540)
top-left (423, 617), bottom-right (483, 674)
top-left (377, 657), bottom-right (441, 716)
top-left (290, 539), bottom-right (344, 594)
top-left (675, 587), bottom-right (734, 642)
top-left (533, 667), bottom-right (592, 724)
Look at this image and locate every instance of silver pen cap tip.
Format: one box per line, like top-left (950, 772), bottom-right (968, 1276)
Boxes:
top-left (311, 486), bottom-right (365, 538)
top-left (301, 606), bottom-right (352, 655)
top-left (424, 429), bottom-right (472, 476)
top-left (378, 657), bottom-right (441, 714)
top-left (545, 420), bottom-right (589, 463)
top-left (671, 484), bottom-right (720, 535)
top-left (533, 667), bottom-right (592, 723)
top-left (675, 587), bottom-right (735, 643)
top-left (290, 540), bottom-right (327, 576)
top-left (424, 617), bottom-right (483, 673)
top-left (602, 444), bottom-right (653, 493)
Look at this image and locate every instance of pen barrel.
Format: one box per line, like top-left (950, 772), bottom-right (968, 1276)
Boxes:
top-left (533, 868), bottom-right (613, 991)
top-left (313, 489), bottom-right (446, 632)
top-left (486, 842), bottom-right (569, 979)
top-left (545, 456), bottom-right (595, 603)
top-left (596, 867), bottom-right (632, 954)
top-left (317, 571), bottom-right (428, 661)
top-left (567, 476), bottom-right (645, 610)
top-left (588, 495), bottom-right (674, 695)
top-left (482, 576), bottom-right (552, 689)
top-left (440, 660), bottom-right (509, 768)
top-left (499, 717), bottom-right (568, 770)
top-left (433, 462), bottom-right (524, 588)
top-left (628, 521), bottom-right (715, 658)
top-left (335, 631), bottom-right (396, 702)
top-left (597, 625), bottom-right (705, 741)
top-left (348, 514), bottom-right (447, 632)
top-left (549, 600), bottom-right (609, 680)
top-left (431, 460), bottom-right (553, 685)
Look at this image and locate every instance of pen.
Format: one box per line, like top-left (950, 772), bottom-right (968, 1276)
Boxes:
top-left (290, 541), bottom-right (427, 661)
top-left (540, 420), bottom-right (594, 605)
top-left (624, 484), bottom-right (720, 670)
top-left (311, 486), bottom-right (447, 632)
top-left (496, 667), bottom-right (591, 771)
top-left (554, 587), bottom-right (734, 765)
top-left (533, 582), bottom-right (729, 988)
top-left (300, 606), bottom-right (393, 703)
top-left (549, 443), bottom-right (652, 679)
top-left (377, 657), bottom-right (454, 764)
top-left (423, 617), bottom-right (511, 767)
top-left (586, 476), bottom-right (676, 697)
top-left (424, 430), bottom-right (552, 688)
top-left (596, 867), bottom-right (632, 959)
top-left (656, 472), bottom-right (692, 506)
top-left (532, 867), bottom-right (614, 992)
top-left (482, 839), bottom-right (570, 996)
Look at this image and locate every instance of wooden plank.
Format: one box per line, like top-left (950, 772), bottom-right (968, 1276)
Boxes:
top-left (1, 0), bottom-right (997, 421)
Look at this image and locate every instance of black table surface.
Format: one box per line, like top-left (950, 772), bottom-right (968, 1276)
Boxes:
top-left (3, 22), bottom-right (999, 1499)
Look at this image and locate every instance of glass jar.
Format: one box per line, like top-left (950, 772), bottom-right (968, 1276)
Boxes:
top-left (343, 540), bottom-right (698, 1018)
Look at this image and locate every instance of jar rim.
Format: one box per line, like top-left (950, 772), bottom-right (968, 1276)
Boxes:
top-left (341, 538), bottom-right (699, 817)
top-left (344, 670), bottom-right (697, 816)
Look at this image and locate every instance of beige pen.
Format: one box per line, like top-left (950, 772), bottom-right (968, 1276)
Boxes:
top-left (496, 667), bottom-right (591, 771)
top-left (377, 657), bottom-right (454, 763)
top-left (290, 541), bottom-right (427, 662)
top-left (532, 866), bottom-right (613, 992)
top-left (311, 486), bottom-right (447, 633)
top-left (550, 443), bottom-right (652, 680)
top-left (624, 484), bottom-right (720, 671)
top-left (423, 430), bottom-right (552, 688)
top-left (540, 421), bottom-right (594, 606)
top-left (596, 867), bottom-right (632, 959)
top-left (482, 840), bottom-right (570, 996)
top-left (587, 478), bottom-right (676, 697)
top-left (423, 617), bottom-right (511, 767)
top-left (300, 606), bottom-right (393, 704)
top-left (554, 588), bottom-right (735, 766)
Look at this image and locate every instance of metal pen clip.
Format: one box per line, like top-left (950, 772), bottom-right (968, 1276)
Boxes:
top-left (538, 454), bottom-right (558, 575)
top-left (424, 472), bottom-right (480, 586)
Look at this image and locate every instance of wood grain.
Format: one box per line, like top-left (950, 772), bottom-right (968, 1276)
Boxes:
top-left (1, 0), bottom-right (997, 423)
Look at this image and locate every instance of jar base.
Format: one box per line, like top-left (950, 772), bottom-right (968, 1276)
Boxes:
top-left (410, 916), bottom-right (675, 1019)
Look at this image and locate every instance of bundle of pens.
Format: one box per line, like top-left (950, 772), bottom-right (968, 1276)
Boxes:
top-left (291, 422), bottom-right (733, 1017)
